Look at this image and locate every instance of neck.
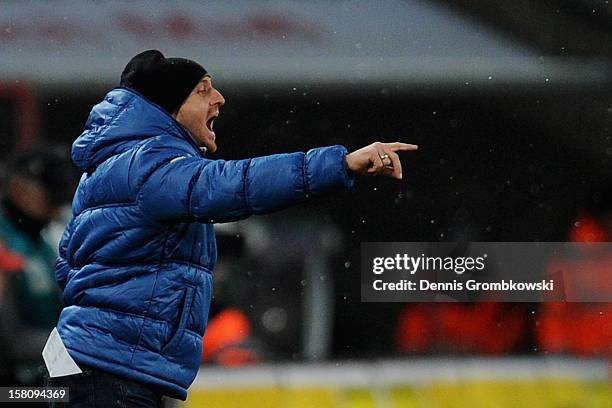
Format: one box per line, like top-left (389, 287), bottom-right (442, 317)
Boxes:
top-left (1, 197), bottom-right (46, 241)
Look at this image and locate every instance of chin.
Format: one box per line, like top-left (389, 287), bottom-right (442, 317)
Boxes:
top-left (204, 141), bottom-right (217, 153)
top-left (194, 132), bottom-right (217, 153)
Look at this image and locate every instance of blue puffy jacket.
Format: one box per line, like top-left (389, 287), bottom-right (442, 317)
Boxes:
top-left (55, 87), bottom-right (353, 400)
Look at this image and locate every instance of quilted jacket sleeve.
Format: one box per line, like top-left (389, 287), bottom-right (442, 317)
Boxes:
top-left (138, 145), bottom-right (353, 223)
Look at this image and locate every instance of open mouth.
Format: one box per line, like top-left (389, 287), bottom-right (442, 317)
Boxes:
top-left (205, 117), bottom-right (215, 132)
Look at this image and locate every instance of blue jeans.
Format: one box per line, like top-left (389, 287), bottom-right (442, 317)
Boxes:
top-left (45, 365), bottom-right (164, 407)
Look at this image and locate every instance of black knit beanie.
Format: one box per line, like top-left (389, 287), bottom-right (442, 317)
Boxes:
top-left (120, 50), bottom-right (207, 114)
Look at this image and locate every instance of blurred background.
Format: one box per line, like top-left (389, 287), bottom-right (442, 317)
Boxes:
top-left (1, 0), bottom-right (612, 406)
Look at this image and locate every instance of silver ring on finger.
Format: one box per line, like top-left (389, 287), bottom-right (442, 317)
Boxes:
top-left (379, 153), bottom-right (392, 167)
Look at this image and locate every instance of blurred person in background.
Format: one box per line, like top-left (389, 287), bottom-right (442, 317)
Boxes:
top-left (395, 303), bottom-right (528, 355)
top-left (536, 177), bottom-right (612, 356)
top-left (394, 211), bottom-right (529, 355)
top-left (201, 233), bottom-right (266, 366)
top-left (47, 49), bottom-right (417, 407)
top-left (0, 149), bottom-right (69, 386)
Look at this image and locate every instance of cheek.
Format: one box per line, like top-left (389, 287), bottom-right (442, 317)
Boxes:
top-left (188, 107), bottom-right (207, 128)
top-left (178, 106), bottom-right (204, 130)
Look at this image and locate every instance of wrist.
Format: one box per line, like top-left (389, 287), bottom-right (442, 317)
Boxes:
top-left (343, 155), bottom-right (355, 178)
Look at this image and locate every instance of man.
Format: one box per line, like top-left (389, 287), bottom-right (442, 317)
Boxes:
top-left (47, 50), bottom-right (417, 406)
top-left (0, 150), bottom-right (67, 387)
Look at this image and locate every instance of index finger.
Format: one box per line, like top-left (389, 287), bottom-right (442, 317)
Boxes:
top-left (386, 142), bottom-right (419, 152)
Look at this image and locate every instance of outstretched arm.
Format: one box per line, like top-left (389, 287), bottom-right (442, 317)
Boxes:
top-left (138, 145), bottom-right (353, 223)
top-left (138, 142), bottom-right (417, 224)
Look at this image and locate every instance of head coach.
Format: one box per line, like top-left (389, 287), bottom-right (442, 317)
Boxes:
top-left (47, 50), bottom-right (417, 407)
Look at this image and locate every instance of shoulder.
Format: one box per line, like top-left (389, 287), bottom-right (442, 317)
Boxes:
top-left (135, 134), bottom-right (199, 161)
top-left (127, 135), bottom-right (200, 190)
top-left (0, 238), bottom-right (25, 273)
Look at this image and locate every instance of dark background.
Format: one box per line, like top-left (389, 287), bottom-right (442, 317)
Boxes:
top-left (30, 81), bottom-right (611, 358)
top-left (3, 0), bottom-right (612, 362)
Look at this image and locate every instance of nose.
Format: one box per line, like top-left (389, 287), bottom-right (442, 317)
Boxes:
top-left (212, 89), bottom-right (225, 107)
